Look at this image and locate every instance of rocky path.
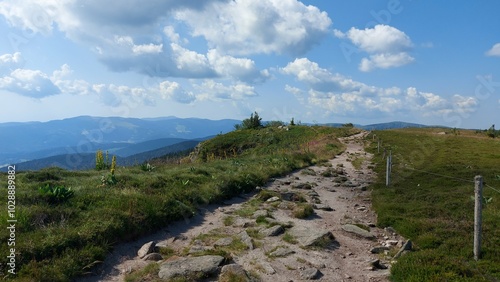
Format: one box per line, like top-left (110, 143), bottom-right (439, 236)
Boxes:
top-left (79, 131), bottom-right (408, 282)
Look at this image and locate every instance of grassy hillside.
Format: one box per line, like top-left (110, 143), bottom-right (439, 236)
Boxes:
top-left (367, 128), bottom-right (500, 281)
top-left (0, 125), bottom-right (356, 281)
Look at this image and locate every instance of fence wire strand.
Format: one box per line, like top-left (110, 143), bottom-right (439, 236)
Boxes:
top-left (391, 159), bottom-right (500, 194)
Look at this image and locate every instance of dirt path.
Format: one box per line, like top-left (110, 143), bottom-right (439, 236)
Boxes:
top-left (78, 131), bottom-right (405, 282)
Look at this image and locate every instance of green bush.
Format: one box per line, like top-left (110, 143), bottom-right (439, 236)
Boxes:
top-left (38, 184), bottom-right (74, 204)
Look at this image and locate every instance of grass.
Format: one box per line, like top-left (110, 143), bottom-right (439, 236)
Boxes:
top-left (124, 263), bottom-right (161, 282)
top-left (283, 232), bottom-right (298, 244)
top-left (367, 128), bottom-right (500, 281)
top-left (0, 125), bottom-right (356, 281)
top-left (292, 203), bottom-right (315, 219)
top-left (351, 156), bottom-right (365, 170)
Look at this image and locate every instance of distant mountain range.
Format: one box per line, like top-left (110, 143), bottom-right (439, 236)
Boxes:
top-left (0, 117), bottom-right (437, 171)
top-left (0, 116), bottom-right (238, 168)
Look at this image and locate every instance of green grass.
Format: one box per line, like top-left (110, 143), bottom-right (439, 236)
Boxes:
top-left (292, 203), bottom-right (315, 219)
top-left (0, 125), bottom-right (356, 281)
top-left (367, 128), bottom-right (500, 281)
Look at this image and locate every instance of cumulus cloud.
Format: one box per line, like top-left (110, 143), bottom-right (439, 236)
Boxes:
top-left (0, 52), bottom-right (24, 73)
top-left (359, 52), bottom-right (414, 72)
top-left (0, 0), bottom-right (275, 83)
top-left (207, 49), bottom-right (270, 83)
top-left (163, 25), bottom-right (186, 44)
top-left (175, 0), bottom-right (332, 56)
top-left (159, 80), bottom-right (195, 104)
top-left (282, 58), bottom-right (366, 93)
top-left (346, 24), bottom-right (412, 53)
top-left (94, 83), bottom-right (155, 107)
top-left (194, 80), bottom-right (257, 101)
top-left (336, 24), bottom-right (414, 72)
top-left (0, 68), bottom-right (60, 97)
top-left (282, 58), bottom-right (476, 119)
top-left (486, 43), bottom-right (500, 57)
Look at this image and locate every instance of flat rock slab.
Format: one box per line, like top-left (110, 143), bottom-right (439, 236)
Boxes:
top-left (313, 203), bottom-right (333, 211)
top-left (341, 224), bottom-right (375, 240)
top-left (270, 247), bottom-right (295, 257)
top-left (259, 225), bottom-right (284, 237)
top-left (292, 183), bottom-right (313, 189)
top-left (214, 237), bottom-right (233, 247)
top-left (258, 261), bottom-right (276, 275)
top-left (252, 210), bottom-right (268, 218)
top-left (288, 226), bottom-right (335, 247)
top-left (301, 267), bottom-right (321, 280)
top-left (158, 255), bottom-right (224, 280)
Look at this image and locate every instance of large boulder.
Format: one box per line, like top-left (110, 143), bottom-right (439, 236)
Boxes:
top-left (158, 255), bottom-right (224, 280)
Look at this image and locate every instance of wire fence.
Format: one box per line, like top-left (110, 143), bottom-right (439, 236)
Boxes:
top-left (379, 145), bottom-right (500, 195)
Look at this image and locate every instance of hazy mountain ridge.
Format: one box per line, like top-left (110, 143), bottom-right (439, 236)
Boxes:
top-left (0, 116), bottom-right (239, 165)
top-left (9, 140), bottom-right (201, 171)
top-left (1, 117), bottom-right (441, 171)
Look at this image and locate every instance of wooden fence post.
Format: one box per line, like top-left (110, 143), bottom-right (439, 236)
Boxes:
top-left (386, 155), bottom-right (391, 186)
top-left (389, 150), bottom-right (392, 174)
top-left (474, 175), bottom-right (483, 260)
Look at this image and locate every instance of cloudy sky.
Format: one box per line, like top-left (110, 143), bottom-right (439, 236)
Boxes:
top-left (0, 0), bottom-right (499, 128)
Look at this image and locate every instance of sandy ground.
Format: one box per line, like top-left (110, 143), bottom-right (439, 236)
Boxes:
top-left (77, 131), bottom-right (404, 282)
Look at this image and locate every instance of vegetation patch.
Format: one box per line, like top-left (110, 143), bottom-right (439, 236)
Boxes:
top-left (367, 129), bottom-right (500, 281)
top-left (124, 263), bottom-right (161, 282)
top-left (292, 203), bottom-right (315, 219)
top-left (283, 232), bottom-right (298, 244)
top-left (0, 124), bottom-right (356, 281)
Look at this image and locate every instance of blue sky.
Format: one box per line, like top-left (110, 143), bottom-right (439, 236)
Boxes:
top-left (0, 0), bottom-right (499, 128)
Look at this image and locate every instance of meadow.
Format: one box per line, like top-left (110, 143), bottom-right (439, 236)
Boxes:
top-left (368, 128), bottom-right (500, 281)
top-left (0, 125), bottom-right (355, 281)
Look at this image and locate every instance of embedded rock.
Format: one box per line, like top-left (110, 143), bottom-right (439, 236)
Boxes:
top-left (158, 255), bottom-right (224, 280)
top-left (341, 224), bottom-right (375, 240)
top-left (137, 241), bottom-right (155, 259)
top-left (288, 226), bottom-right (335, 247)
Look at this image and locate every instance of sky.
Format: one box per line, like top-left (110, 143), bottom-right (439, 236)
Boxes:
top-left (0, 0), bottom-right (499, 129)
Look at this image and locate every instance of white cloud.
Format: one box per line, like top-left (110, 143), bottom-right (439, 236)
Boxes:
top-left (0, 1), bottom-right (58, 34)
top-left (175, 0), bottom-right (332, 55)
top-left (359, 52), bottom-right (415, 72)
top-left (132, 43), bottom-right (163, 55)
top-left (486, 43), bottom-right (500, 57)
top-left (0, 52), bottom-right (24, 73)
top-left (95, 84), bottom-right (155, 107)
top-left (346, 24), bottom-right (412, 53)
top-left (163, 26), bottom-right (185, 44)
top-left (0, 52), bottom-right (23, 65)
top-left (207, 49), bottom-right (270, 83)
top-left (0, 68), bottom-right (60, 97)
top-left (332, 29), bottom-right (346, 39)
top-left (337, 24), bottom-right (414, 72)
top-left (282, 58), bottom-right (365, 92)
top-left (159, 80), bottom-right (195, 104)
top-left (282, 58), bottom-right (476, 119)
top-left (170, 43), bottom-right (214, 77)
top-left (0, 1), bottom-right (277, 84)
top-left (51, 64), bottom-right (72, 80)
top-left (194, 80), bottom-right (257, 101)
top-left (451, 94), bottom-right (477, 114)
